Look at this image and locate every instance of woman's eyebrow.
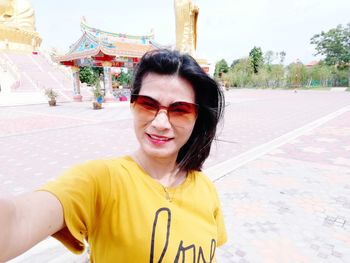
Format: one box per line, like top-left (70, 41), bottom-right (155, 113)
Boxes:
top-left (140, 94), bottom-right (192, 106)
top-left (139, 95), bottom-right (159, 102)
top-left (140, 95), bottom-right (165, 104)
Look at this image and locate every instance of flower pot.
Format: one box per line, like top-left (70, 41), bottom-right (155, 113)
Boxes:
top-left (48, 100), bottom-right (56, 106)
top-left (93, 102), bottom-right (102, 110)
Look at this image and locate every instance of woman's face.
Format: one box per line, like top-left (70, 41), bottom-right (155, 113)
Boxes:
top-left (132, 73), bottom-right (197, 162)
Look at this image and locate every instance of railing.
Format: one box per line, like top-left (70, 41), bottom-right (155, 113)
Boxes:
top-left (38, 48), bottom-right (73, 81)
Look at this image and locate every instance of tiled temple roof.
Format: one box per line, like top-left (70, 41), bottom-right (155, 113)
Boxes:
top-left (53, 18), bottom-right (161, 65)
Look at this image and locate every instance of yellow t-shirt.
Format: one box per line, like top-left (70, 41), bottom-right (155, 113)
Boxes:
top-left (39, 156), bottom-right (227, 262)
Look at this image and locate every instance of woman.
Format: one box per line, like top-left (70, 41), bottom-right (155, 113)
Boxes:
top-left (0, 49), bottom-right (226, 262)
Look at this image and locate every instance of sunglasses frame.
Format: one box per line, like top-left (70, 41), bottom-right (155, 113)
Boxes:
top-left (130, 94), bottom-right (199, 125)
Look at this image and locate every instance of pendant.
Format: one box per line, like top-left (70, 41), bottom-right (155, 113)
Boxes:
top-left (163, 187), bottom-right (173, 202)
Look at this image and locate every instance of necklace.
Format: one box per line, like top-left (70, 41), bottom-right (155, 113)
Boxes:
top-left (133, 154), bottom-right (184, 202)
top-left (162, 186), bottom-right (175, 202)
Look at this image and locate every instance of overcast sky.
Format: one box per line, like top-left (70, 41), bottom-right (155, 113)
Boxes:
top-left (32, 0), bottom-right (349, 66)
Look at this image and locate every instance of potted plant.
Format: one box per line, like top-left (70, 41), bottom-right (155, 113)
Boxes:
top-left (113, 87), bottom-right (129, 101)
top-left (44, 88), bottom-right (58, 106)
top-left (114, 72), bottom-right (132, 102)
top-left (117, 71), bottom-right (132, 89)
top-left (91, 81), bottom-right (103, 110)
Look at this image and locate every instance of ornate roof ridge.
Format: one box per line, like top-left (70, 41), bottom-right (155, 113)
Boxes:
top-left (80, 18), bottom-right (154, 41)
top-left (67, 32), bottom-right (92, 54)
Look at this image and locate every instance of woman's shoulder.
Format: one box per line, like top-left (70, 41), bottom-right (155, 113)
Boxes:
top-left (87, 155), bottom-right (140, 182)
top-left (188, 170), bottom-right (221, 206)
top-left (98, 155), bottom-right (139, 174)
top-left (54, 156), bottom-right (135, 187)
top-left (74, 155), bottom-right (134, 172)
top-left (59, 156), bottom-right (137, 192)
top-left (190, 170), bottom-right (216, 189)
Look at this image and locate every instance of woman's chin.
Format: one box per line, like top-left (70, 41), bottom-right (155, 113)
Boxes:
top-left (141, 144), bottom-right (178, 160)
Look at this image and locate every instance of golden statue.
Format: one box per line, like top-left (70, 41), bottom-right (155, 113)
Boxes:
top-left (0, 0), bottom-right (41, 51)
top-left (174, 0), bottom-right (199, 56)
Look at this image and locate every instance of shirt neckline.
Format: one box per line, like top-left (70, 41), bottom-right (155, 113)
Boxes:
top-left (124, 155), bottom-right (194, 193)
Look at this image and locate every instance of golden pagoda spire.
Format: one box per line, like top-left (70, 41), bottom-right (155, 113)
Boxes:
top-left (174, 0), bottom-right (199, 56)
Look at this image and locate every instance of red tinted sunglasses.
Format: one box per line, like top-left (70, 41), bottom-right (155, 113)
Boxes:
top-left (130, 94), bottom-right (198, 127)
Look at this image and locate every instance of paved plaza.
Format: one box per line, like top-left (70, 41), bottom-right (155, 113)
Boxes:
top-left (1, 89), bottom-right (350, 262)
top-left (216, 107), bottom-right (350, 263)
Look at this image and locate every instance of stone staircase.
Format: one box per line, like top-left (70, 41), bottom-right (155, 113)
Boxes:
top-left (0, 50), bottom-right (92, 104)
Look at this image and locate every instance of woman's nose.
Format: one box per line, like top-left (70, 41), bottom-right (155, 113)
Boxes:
top-left (151, 109), bottom-right (172, 130)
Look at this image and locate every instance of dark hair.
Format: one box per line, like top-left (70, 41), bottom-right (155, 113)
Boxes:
top-left (131, 49), bottom-right (225, 171)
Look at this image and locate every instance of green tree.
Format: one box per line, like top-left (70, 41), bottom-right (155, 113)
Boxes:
top-left (222, 58), bottom-right (253, 87)
top-left (333, 68), bottom-right (349, 87)
top-left (264, 50), bottom-right (275, 69)
top-left (269, 64), bottom-right (285, 88)
top-left (214, 59), bottom-right (229, 78)
top-left (79, 67), bottom-right (104, 86)
top-left (311, 23), bottom-right (350, 67)
top-left (117, 71), bottom-right (132, 86)
top-left (221, 71), bottom-right (235, 88)
top-left (309, 63), bottom-right (332, 87)
top-left (311, 23), bottom-right (350, 86)
top-left (278, 51), bottom-right (286, 65)
top-left (92, 67), bottom-right (104, 78)
top-left (79, 67), bottom-right (97, 86)
top-left (230, 59), bottom-right (240, 69)
top-left (251, 66), bottom-right (269, 88)
top-left (249, 46), bottom-right (264, 74)
top-left (287, 62), bottom-right (308, 88)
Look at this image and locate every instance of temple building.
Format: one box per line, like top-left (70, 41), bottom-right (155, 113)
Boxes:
top-left (52, 18), bottom-right (162, 101)
top-left (55, 0), bottom-right (210, 101)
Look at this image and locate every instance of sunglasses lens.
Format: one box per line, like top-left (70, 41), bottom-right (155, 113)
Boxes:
top-left (168, 102), bottom-right (198, 126)
top-left (131, 95), bottom-right (159, 121)
top-left (131, 95), bottom-right (198, 126)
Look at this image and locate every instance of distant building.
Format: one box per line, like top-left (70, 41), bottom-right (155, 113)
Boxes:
top-left (305, 60), bottom-right (319, 68)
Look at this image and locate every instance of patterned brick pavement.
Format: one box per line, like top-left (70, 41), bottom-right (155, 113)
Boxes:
top-left (1, 89), bottom-right (350, 262)
top-left (216, 110), bottom-right (350, 263)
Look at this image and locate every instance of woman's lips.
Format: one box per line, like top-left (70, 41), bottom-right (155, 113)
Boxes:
top-left (147, 134), bottom-right (173, 145)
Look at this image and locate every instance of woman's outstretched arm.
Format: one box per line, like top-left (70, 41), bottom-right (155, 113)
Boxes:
top-left (0, 191), bottom-right (65, 261)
